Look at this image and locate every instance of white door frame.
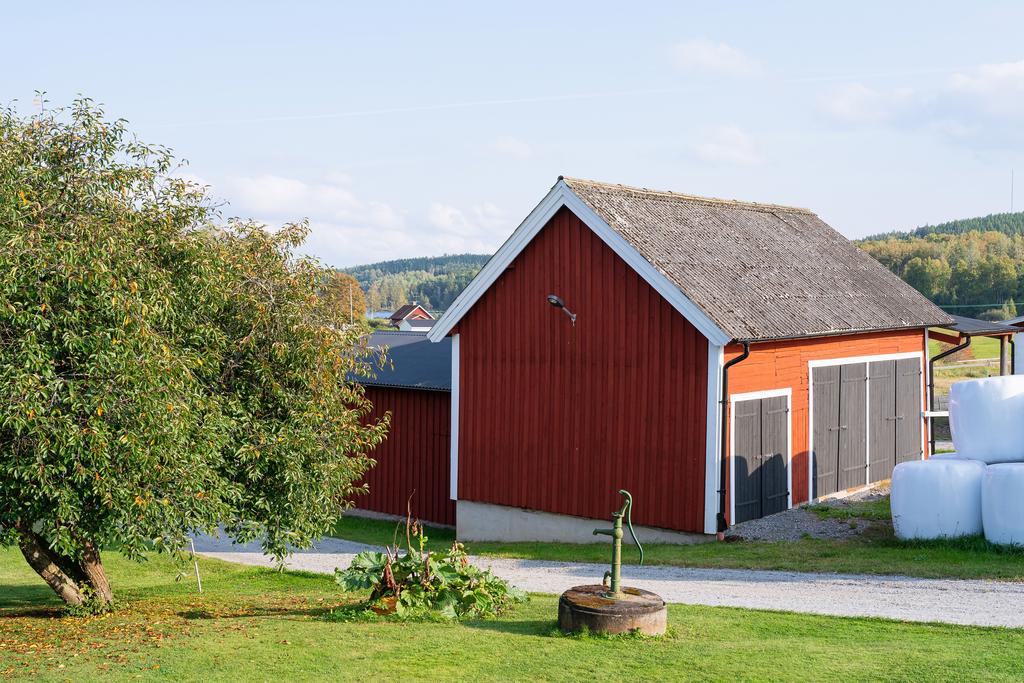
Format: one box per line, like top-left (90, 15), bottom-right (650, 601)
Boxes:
top-left (807, 351), bottom-right (924, 502)
top-left (729, 388), bottom-right (793, 525)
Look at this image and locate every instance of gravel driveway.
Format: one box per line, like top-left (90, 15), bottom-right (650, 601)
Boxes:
top-left (726, 484), bottom-right (889, 541)
top-left (193, 534), bottom-right (1024, 628)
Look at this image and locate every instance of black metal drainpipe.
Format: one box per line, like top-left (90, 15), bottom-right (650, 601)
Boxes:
top-left (928, 334), bottom-right (970, 456)
top-left (1011, 336), bottom-right (1016, 376)
top-left (717, 341), bottom-right (750, 539)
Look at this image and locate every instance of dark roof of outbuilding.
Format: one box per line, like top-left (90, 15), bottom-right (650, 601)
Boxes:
top-left (402, 318), bottom-right (437, 329)
top-left (358, 335), bottom-right (451, 391)
top-left (947, 314), bottom-right (1019, 336)
top-left (366, 330), bottom-right (430, 349)
top-left (562, 177), bottom-right (955, 342)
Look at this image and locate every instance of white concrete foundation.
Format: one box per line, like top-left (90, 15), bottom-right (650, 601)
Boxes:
top-left (456, 500), bottom-right (710, 545)
top-left (348, 508), bottom-right (455, 530)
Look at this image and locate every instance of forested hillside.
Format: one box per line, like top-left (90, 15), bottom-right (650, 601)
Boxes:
top-left (865, 211), bottom-right (1024, 241)
top-left (344, 254), bottom-right (490, 313)
top-left (859, 211), bottom-right (1024, 320)
top-left (345, 211), bottom-right (1024, 321)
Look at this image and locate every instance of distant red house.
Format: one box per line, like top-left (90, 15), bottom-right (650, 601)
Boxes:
top-left (427, 177), bottom-right (952, 541)
top-left (389, 303), bottom-right (433, 328)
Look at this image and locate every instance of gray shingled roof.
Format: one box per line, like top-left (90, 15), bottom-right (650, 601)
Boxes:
top-left (564, 177), bottom-right (954, 342)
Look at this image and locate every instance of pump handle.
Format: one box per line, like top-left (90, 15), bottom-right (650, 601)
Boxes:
top-left (618, 489), bottom-right (644, 566)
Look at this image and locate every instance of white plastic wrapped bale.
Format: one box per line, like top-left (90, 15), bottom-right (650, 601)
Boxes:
top-left (891, 459), bottom-right (985, 539)
top-left (929, 452), bottom-right (959, 460)
top-left (949, 376), bottom-right (1024, 464)
top-left (982, 464), bottom-right (1024, 546)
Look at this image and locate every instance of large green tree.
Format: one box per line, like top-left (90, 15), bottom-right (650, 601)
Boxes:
top-left (902, 256), bottom-right (952, 300)
top-left (0, 99), bottom-right (387, 607)
top-left (319, 271), bottom-right (368, 324)
top-left (858, 230), bottom-right (1024, 318)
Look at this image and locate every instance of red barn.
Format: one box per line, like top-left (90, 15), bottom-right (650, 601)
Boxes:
top-left (355, 331), bottom-right (454, 526)
top-left (427, 177), bottom-right (952, 540)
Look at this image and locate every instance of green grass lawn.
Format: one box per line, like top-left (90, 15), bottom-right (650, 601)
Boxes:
top-left (929, 331), bottom-right (1001, 360)
top-left (336, 499), bottom-right (1024, 581)
top-left (3, 548), bottom-right (1024, 682)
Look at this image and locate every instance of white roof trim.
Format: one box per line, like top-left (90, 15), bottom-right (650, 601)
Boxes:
top-left (428, 180), bottom-right (731, 346)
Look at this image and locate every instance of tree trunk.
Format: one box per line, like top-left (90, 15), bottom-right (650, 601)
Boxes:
top-left (15, 524), bottom-right (114, 607)
top-left (17, 530), bottom-right (87, 606)
top-left (80, 541), bottom-right (113, 604)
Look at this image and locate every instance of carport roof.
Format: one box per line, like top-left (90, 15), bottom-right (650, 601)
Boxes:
top-left (946, 314), bottom-right (1018, 337)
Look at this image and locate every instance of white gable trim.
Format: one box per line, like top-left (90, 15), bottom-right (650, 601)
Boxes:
top-left (427, 180), bottom-right (731, 346)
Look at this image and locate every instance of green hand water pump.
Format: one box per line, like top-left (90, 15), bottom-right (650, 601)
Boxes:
top-left (593, 489), bottom-right (644, 597)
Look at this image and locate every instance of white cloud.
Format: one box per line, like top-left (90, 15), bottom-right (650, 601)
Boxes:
top-left (487, 136), bottom-right (533, 160)
top-left (817, 60), bottom-right (1024, 140)
top-left (693, 126), bottom-right (764, 166)
top-left (948, 60), bottom-right (1024, 116)
top-left (817, 83), bottom-right (918, 125)
top-left (170, 171), bottom-right (211, 188)
top-left (428, 202), bottom-right (506, 237)
top-left (224, 174), bottom-right (370, 223)
top-left (669, 39), bottom-right (759, 77)
top-left (218, 173), bottom-right (507, 267)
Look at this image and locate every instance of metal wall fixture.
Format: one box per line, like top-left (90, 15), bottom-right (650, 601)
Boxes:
top-left (546, 294), bottom-right (577, 326)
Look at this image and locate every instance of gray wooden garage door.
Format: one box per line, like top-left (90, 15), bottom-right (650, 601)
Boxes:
top-left (816, 357), bottom-right (923, 498)
top-left (733, 395), bottom-right (789, 524)
top-left (868, 360), bottom-right (897, 481)
top-left (867, 358), bottom-right (923, 481)
top-left (838, 363), bottom-right (868, 490)
top-left (813, 363), bottom-right (868, 497)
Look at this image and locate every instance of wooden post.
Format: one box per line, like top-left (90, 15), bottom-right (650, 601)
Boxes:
top-left (1000, 336), bottom-right (1009, 375)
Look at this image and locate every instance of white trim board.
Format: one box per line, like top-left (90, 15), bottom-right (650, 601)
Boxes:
top-left (729, 388), bottom-right (793, 526)
top-left (806, 350), bottom-right (925, 502)
top-left (426, 179), bottom-right (731, 347)
top-left (807, 351), bottom-right (921, 368)
top-left (704, 344), bottom-right (724, 535)
top-left (449, 334), bottom-right (460, 500)
top-left (925, 331), bottom-right (933, 458)
top-left (923, 329), bottom-right (931, 459)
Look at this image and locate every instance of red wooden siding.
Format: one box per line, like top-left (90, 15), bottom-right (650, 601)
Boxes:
top-left (358, 387), bottom-right (454, 526)
top-left (454, 207), bottom-right (710, 532)
top-left (724, 328), bottom-right (928, 521)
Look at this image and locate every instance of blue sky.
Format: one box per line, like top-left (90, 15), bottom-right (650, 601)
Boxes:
top-left (6, 2), bottom-right (1024, 266)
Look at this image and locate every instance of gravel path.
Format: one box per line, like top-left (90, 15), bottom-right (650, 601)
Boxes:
top-left (724, 508), bottom-right (871, 541)
top-left (193, 534), bottom-right (1024, 628)
top-left (726, 484), bottom-right (888, 541)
